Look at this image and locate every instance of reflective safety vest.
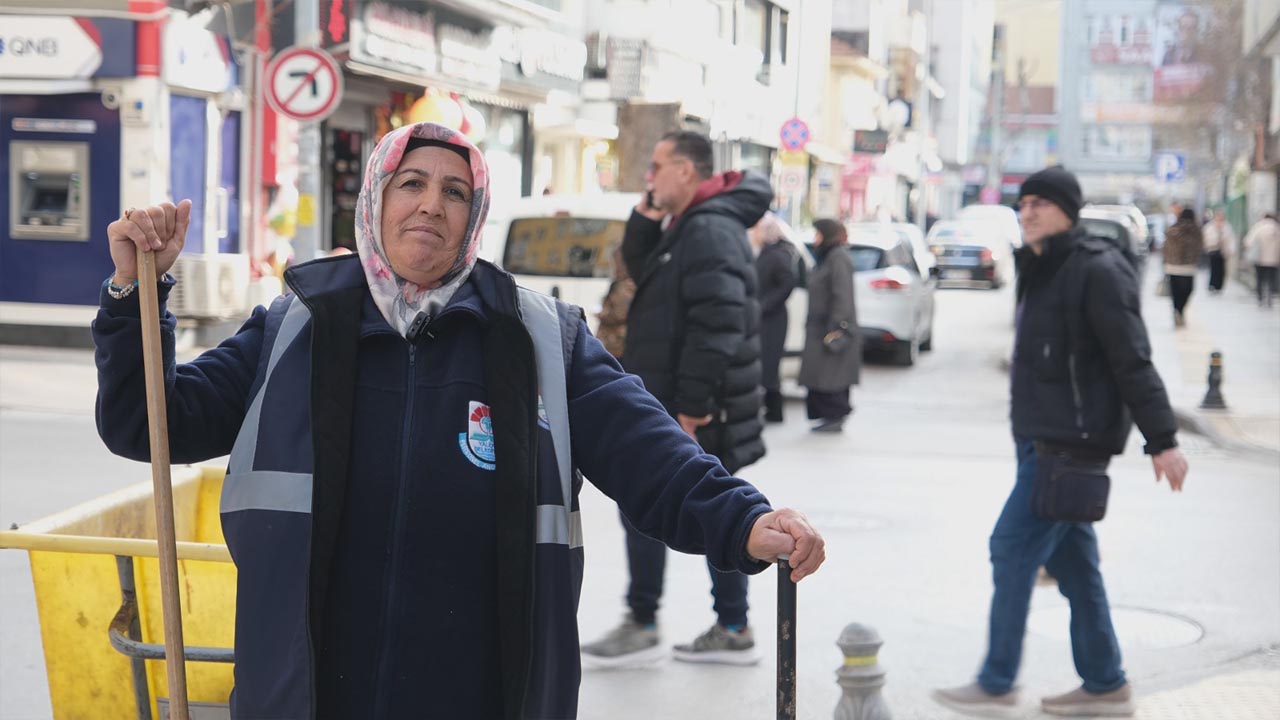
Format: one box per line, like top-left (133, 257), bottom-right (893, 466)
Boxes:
top-left (221, 257), bottom-right (587, 719)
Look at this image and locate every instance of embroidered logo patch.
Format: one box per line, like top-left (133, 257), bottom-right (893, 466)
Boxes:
top-left (459, 401), bottom-right (496, 470)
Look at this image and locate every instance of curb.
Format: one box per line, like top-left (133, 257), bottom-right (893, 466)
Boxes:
top-left (996, 351), bottom-right (1279, 463)
top-left (1173, 406), bottom-right (1280, 464)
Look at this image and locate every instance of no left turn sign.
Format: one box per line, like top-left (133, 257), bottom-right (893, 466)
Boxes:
top-left (265, 46), bottom-right (343, 123)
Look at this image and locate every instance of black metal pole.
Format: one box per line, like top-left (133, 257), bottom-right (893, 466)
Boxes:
top-left (777, 558), bottom-right (797, 720)
top-left (115, 555), bottom-right (153, 720)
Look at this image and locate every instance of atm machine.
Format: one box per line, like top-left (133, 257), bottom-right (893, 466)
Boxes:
top-left (8, 141), bottom-right (91, 242)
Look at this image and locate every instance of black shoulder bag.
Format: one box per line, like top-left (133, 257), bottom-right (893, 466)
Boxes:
top-left (1030, 244), bottom-right (1113, 523)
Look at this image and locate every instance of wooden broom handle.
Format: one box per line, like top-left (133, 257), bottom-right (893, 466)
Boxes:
top-left (136, 247), bottom-right (190, 719)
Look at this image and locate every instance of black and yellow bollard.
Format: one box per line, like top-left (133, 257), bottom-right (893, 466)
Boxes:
top-left (1200, 351), bottom-right (1228, 410)
top-left (834, 624), bottom-right (891, 720)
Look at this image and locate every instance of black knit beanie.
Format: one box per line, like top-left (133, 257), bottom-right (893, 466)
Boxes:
top-left (1018, 166), bottom-right (1083, 224)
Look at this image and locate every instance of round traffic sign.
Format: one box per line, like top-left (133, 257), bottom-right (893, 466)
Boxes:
top-left (779, 117), bottom-right (811, 152)
top-left (265, 46), bottom-right (344, 123)
top-left (780, 167), bottom-right (805, 194)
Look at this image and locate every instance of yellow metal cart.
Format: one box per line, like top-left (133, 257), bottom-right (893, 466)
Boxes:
top-left (0, 466), bottom-right (236, 719)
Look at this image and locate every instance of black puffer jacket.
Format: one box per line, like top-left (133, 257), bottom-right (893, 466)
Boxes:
top-left (622, 170), bottom-right (773, 473)
top-left (1012, 226), bottom-right (1179, 456)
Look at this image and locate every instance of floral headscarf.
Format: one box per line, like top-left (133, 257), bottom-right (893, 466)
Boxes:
top-left (356, 122), bottom-right (490, 337)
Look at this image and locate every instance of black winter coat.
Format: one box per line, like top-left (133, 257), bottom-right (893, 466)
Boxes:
top-left (756, 240), bottom-right (798, 391)
top-left (622, 171), bottom-right (773, 473)
top-left (1011, 226), bottom-right (1179, 456)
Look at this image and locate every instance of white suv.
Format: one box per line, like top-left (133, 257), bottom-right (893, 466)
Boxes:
top-left (481, 193), bottom-right (812, 357)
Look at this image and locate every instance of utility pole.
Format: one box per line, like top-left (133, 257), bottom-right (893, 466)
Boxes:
top-left (915, 0), bottom-right (933, 234)
top-left (985, 24), bottom-right (1006, 203)
top-left (294, 0), bottom-right (320, 262)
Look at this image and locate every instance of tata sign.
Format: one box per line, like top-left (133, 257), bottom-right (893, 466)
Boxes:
top-left (0, 16), bottom-right (134, 79)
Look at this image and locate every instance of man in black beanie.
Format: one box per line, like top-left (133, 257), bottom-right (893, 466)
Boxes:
top-left (934, 166), bottom-right (1189, 717)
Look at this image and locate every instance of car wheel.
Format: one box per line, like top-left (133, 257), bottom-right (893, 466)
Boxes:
top-left (920, 324), bottom-right (934, 352)
top-left (894, 337), bottom-right (919, 366)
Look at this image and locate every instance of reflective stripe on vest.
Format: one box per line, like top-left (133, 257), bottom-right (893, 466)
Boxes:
top-left (223, 296), bottom-right (313, 514)
top-left (517, 287), bottom-right (579, 549)
top-left (222, 290), bottom-right (582, 549)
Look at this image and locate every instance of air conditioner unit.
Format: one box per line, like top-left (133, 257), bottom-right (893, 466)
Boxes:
top-left (168, 253), bottom-right (251, 319)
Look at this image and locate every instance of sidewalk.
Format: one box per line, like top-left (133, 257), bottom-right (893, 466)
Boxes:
top-left (1142, 265), bottom-right (1280, 459)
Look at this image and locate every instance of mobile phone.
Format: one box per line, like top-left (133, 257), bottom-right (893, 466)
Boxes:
top-left (646, 190), bottom-right (657, 210)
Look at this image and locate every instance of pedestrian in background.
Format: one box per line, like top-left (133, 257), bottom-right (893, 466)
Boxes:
top-left (1162, 207), bottom-right (1204, 327)
top-left (751, 213), bottom-right (799, 423)
top-left (582, 131), bottom-right (774, 667)
top-left (95, 122), bottom-right (825, 719)
top-left (595, 246), bottom-right (635, 359)
top-left (935, 166), bottom-right (1188, 718)
top-left (1201, 210), bottom-right (1236, 293)
top-left (799, 218), bottom-right (859, 434)
top-left (1244, 212), bottom-right (1280, 307)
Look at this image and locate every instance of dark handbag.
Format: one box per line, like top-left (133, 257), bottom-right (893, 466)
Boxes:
top-left (822, 322), bottom-right (853, 354)
top-left (1031, 443), bottom-right (1112, 523)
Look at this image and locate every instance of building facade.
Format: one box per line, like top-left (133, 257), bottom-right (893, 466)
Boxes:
top-left (582, 0), bottom-right (833, 228)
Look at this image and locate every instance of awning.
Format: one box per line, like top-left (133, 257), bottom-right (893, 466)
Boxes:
top-left (345, 60), bottom-right (531, 110)
top-left (804, 141), bottom-right (846, 166)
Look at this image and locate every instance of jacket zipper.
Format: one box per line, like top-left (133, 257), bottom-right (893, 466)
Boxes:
top-left (372, 336), bottom-right (422, 717)
top-left (1067, 352), bottom-right (1088, 439)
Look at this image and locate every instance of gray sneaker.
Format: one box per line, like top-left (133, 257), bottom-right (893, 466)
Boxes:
top-left (580, 615), bottom-right (664, 669)
top-left (672, 624), bottom-right (761, 665)
top-left (1041, 683), bottom-right (1134, 717)
top-left (931, 682), bottom-right (1021, 718)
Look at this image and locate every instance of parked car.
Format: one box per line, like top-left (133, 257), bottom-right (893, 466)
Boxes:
top-left (1079, 208), bottom-right (1147, 277)
top-left (481, 193), bottom-right (812, 357)
top-left (926, 220), bottom-right (1015, 289)
top-left (845, 225), bottom-right (937, 366)
top-left (957, 203), bottom-right (1024, 250)
top-left (1083, 204), bottom-right (1150, 264)
top-left (847, 221), bottom-right (938, 281)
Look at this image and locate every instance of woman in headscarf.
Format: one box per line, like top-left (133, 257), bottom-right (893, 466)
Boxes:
top-left (749, 212), bottom-right (798, 423)
top-left (93, 122), bottom-right (824, 720)
top-left (798, 218), bottom-right (860, 433)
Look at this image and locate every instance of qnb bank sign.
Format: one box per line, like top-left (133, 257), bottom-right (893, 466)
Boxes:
top-left (0, 17), bottom-right (106, 79)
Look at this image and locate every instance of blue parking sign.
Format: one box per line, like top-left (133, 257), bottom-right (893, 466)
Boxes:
top-left (1154, 152), bottom-right (1186, 182)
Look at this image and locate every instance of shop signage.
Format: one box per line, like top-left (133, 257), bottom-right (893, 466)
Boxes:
top-left (12, 118), bottom-right (97, 134)
top-left (0, 16), bottom-right (102, 79)
top-left (492, 25), bottom-right (586, 87)
top-left (163, 16), bottom-right (234, 93)
top-left (853, 129), bottom-right (889, 154)
top-left (437, 22), bottom-right (500, 91)
top-left (350, 2), bottom-right (438, 76)
top-left (266, 46), bottom-right (344, 123)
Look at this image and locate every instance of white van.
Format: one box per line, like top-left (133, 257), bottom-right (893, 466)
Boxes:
top-left (957, 203), bottom-right (1024, 251)
top-left (481, 193), bottom-right (811, 357)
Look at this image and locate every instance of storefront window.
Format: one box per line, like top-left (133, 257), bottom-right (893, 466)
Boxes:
top-left (476, 104), bottom-right (528, 208)
top-left (737, 142), bottom-right (774, 177)
top-left (330, 129), bottom-right (364, 251)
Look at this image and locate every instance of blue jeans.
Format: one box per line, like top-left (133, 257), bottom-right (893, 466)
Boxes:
top-left (977, 439), bottom-right (1127, 695)
top-left (620, 510), bottom-right (749, 628)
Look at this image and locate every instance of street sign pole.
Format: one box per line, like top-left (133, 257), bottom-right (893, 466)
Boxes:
top-left (295, 0), bottom-right (321, 263)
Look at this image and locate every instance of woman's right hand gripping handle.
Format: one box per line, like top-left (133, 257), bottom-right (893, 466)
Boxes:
top-left (107, 200), bottom-right (193, 286)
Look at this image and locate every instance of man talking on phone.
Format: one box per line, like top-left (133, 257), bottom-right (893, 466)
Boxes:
top-left (581, 131), bottom-right (776, 667)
